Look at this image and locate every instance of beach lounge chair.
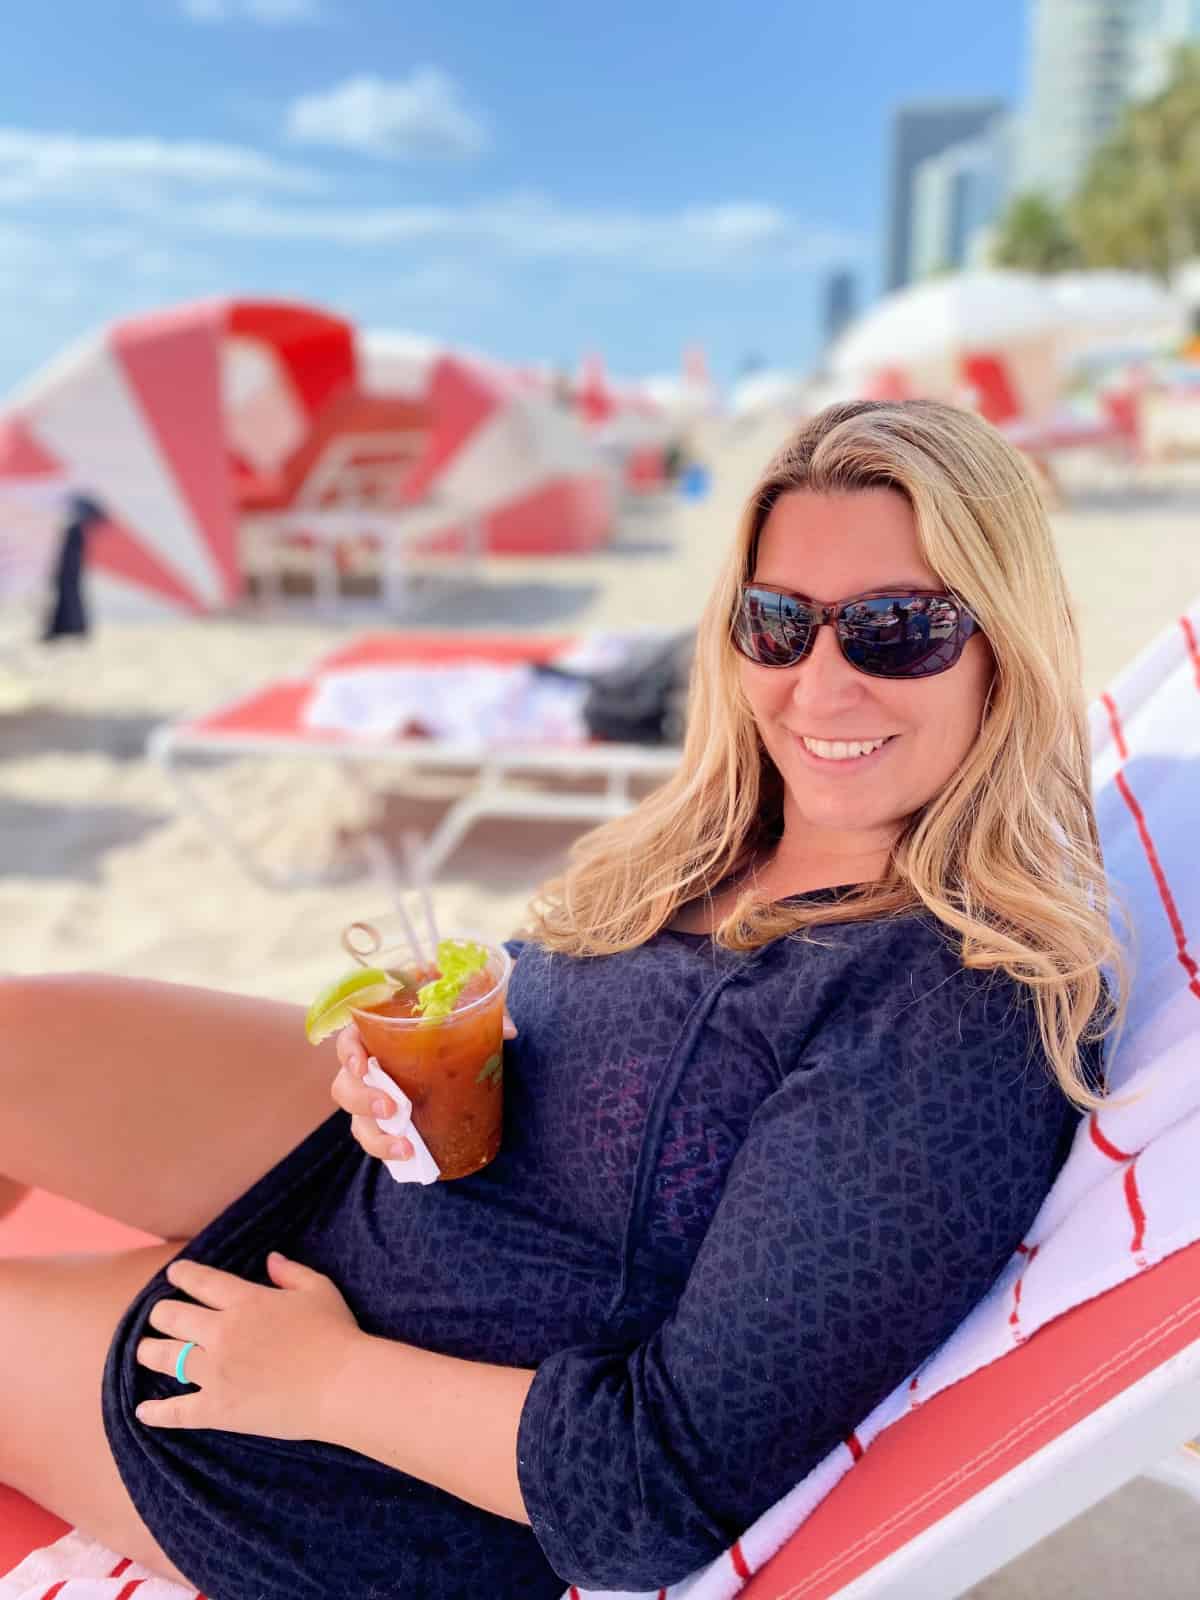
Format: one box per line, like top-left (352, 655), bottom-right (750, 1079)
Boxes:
top-left (237, 383), bottom-right (438, 614)
top-left (146, 630), bottom-right (681, 889)
top-left (3, 600), bottom-right (1200, 1598)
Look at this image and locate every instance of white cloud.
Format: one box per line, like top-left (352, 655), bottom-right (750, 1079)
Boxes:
top-left (285, 70), bottom-right (490, 160)
top-left (0, 127), bottom-right (323, 203)
top-left (178, 190), bottom-right (859, 272)
top-left (180, 0), bottom-right (327, 21)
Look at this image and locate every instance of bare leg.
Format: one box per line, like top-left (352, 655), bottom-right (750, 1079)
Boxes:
top-left (0, 974), bottom-right (341, 1240)
top-left (0, 1175), bottom-right (27, 1220)
top-left (0, 1243), bottom-right (194, 1586)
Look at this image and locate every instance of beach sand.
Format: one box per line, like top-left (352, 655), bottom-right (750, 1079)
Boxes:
top-left (2, 417), bottom-right (1199, 1593)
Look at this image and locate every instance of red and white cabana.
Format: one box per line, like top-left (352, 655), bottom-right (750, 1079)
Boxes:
top-left (572, 352), bottom-right (681, 492)
top-left (0, 300), bottom-right (615, 621)
top-left (829, 271), bottom-right (1064, 427)
top-left (0, 300), bottom-right (355, 619)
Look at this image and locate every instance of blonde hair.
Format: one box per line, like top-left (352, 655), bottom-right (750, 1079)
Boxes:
top-left (528, 399), bottom-right (1125, 1106)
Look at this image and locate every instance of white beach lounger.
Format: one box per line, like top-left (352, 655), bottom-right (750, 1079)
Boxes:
top-left (3, 603), bottom-right (1200, 1597)
top-left (146, 630), bottom-right (680, 888)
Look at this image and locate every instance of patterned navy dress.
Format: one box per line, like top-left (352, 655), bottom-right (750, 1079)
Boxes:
top-left (102, 890), bottom-right (1082, 1598)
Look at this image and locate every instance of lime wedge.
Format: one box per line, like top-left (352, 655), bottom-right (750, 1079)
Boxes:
top-left (305, 967), bottom-right (398, 1044)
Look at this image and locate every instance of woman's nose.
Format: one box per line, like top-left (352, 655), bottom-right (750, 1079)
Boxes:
top-left (789, 624), bottom-right (865, 703)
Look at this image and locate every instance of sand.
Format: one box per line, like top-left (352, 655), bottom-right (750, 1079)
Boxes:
top-left (2, 417), bottom-right (1199, 1593)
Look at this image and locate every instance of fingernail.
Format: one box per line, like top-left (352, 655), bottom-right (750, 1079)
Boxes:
top-left (371, 1096), bottom-right (392, 1118)
top-left (390, 1137), bottom-right (413, 1159)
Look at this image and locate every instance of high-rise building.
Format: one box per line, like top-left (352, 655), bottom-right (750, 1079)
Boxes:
top-left (822, 268), bottom-right (858, 350)
top-left (909, 115), bottom-right (1015, 280)
top-left (1129, 0), bottom-right (1200, 96)
top-left (884, 100), bottom-right (1007, 290)
top-left (1019, 0), bottom-right (1137, 200)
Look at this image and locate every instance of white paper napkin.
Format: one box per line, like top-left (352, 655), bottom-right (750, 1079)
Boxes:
top-left (361, 1056), bottom-right (441, 1184)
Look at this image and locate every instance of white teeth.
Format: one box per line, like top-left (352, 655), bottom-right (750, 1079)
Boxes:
top-left (801, 735), bottom-right (891, 761)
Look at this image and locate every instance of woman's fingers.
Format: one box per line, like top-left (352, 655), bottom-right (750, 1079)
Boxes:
top-left (136, 1335), bottom-right (209, 1385)
top-left (502, 1009), bottom-right (517, 1040)
top-left (330, 1064), bottom-right (394, 1121)
top-left (350, 1114), bottom-right (412, 1162)
top-left (333, 1026), bottom-right (411, 1162)
top-left (335, 1023), bottom-right (367, 1076)
top-left (146, 1297), bottom-right (220, 1345)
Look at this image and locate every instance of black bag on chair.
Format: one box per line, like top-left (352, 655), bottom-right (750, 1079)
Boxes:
top-left (535, 631), bottom-right (695, 745)
top-left (579, 631), bottom-right (696, 745)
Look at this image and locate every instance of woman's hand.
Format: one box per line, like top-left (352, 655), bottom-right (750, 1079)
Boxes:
top-left (331, 1014), bottom-right (518, 1165)
top-left (134, 1254), bottom-right (361, 1441)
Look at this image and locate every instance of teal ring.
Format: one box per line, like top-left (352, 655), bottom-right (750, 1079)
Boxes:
top-left (175, 1340), bottom-right (198, 1385)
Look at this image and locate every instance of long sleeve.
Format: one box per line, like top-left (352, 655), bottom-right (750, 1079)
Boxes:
top-left (515, 951), bottom-right (1076, 1590)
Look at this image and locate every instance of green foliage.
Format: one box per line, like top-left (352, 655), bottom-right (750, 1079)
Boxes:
top-left (1069, 43), bottom-right (1200, 277)
top-left (990, 191), bottom-right (1082, 273)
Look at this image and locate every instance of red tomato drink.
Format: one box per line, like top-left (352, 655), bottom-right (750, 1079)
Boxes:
top-left (352, 941), bottom-right (511, 1180)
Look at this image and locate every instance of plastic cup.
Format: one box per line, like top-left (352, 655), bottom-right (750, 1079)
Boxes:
top-left (350, 931), bottom-right (511, 1181)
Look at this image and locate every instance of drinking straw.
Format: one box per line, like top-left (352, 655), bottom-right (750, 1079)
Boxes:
top-left (362, 833), bottom-right (427, 969)
top-left (402, 830), bottom-right (442, 957)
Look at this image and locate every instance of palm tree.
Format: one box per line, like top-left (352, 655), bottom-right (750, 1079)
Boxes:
top-left (1070, 43), bottom-right (1200, 278)
top-left (990, 192), bottom-right (1081, 273)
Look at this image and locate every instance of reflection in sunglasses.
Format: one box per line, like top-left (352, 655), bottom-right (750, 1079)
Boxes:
top-left (734, 585), bottom-right (974, 679)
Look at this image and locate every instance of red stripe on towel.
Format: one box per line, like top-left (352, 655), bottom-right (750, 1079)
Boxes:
top-left (36, 1585), bottom-right (67, 1600)
top-left (108, 1559), bottom-right (133, 1577)
top-left (1100, 692), bottom-right (1128, 761)
top-left (1124, 1162), bottom-right (1148, 1258)
top-left (1182, 614), bottom-right (1200, 691)
top-left (1090, 1115), bottom-right (1134, 1162)
top-left (730, 1539), bottom-right (752, 1578)
top-left (845, 1431), bottom-right (865, 1462)
top-left (1114, 769), bottom-right (1200, 999)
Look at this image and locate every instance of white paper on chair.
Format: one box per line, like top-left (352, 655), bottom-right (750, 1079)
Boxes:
top-left (302, 664), bottom-right (589, 745)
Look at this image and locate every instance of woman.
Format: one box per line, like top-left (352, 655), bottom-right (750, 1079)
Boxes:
top-left (0, 400), bottom-right (1122, 1598)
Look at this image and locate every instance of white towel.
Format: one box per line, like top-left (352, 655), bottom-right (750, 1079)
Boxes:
top-left (8, 604), bottom-right (1200, 1598)
top-left (302, 663), bottom-right (591, 745)
top-left (300, 631), bottom-right (664, 746)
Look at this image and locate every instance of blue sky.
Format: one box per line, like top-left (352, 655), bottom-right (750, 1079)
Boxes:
top-left (0, 0), bottom-right (1026, 395)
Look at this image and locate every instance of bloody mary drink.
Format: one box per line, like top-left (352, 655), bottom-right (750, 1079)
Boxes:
top-left (351, 938), bottom-right (511, 1180)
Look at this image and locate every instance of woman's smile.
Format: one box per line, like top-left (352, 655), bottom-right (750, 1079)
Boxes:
top-left (788, 731), bottom-right (900, 768)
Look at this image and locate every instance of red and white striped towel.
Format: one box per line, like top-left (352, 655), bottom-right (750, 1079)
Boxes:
top-left (10, 604), bottom-right (1200, 1599)
top-left (0, 1530), bottom-right (205, 1599)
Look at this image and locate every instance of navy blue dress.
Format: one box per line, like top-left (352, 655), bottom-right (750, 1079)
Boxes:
top-left (102, 892), bottom-right (1081, 1598)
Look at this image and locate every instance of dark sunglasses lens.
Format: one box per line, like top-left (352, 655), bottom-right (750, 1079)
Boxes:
top-left (837, 596), bottom-right (963, 677)
top-left (736, 588), bottom-right (814, 665)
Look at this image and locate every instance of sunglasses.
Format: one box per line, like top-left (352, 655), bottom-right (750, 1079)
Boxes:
top-left (732, 584), bottom-right (981, 680)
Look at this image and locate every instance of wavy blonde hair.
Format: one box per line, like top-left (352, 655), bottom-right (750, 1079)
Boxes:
top-left (528, 399), bottom-right (1125, 1105)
